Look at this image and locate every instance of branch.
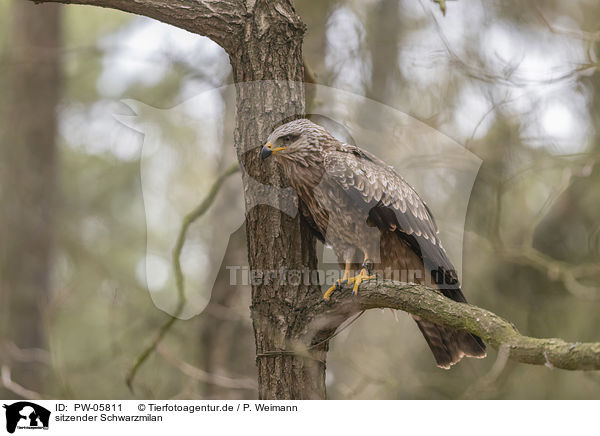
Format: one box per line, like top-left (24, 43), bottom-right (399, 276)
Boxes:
top-left (1, 365), bottom-right (44, 400)
top-left (125, 163), bottom-right (240, 392)
top-left (2, 341), bottom-right (50, 365)
top-left (30, 0), bottom-right (245, 53)
top-left (307, 280), bottom-right (600, 371)
top-left (157, 344), bottom-right (257, 391)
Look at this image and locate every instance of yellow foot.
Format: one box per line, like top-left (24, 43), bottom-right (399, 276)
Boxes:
top-left (323, 278), bottom-right (347, 301)
top-left (323, 268), bottom-right (375, 301)
top-left (351, 268), bottom-right (375, 295)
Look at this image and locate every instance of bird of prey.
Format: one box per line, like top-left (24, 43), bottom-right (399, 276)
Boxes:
top-left (260, 118), bottom-right (486, 369)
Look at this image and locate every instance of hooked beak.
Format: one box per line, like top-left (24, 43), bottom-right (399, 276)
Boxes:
top-left (260, 142), bottom-right (287, 160)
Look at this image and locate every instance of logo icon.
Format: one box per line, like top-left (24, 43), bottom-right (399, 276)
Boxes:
top-left (2, 402), bottom-right (50, 434)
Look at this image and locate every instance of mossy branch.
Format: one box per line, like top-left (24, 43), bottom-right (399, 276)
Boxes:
top-left (308, 280), bottom-right (600, 371)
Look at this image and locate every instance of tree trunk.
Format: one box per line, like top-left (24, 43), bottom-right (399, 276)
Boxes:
top-left (25, 0), bottom-right (335, 399)
top-left (227, 4), bottom-right (327, 399)
top-left (0, 1), bottom-right (61, 395)
top-left (364, 0), bottom-right (401, 105)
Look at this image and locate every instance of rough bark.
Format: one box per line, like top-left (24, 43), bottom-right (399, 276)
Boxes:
top-left (0, 1), bottom-right (61, 396)
top-left (31, 0), bottom-right (244, 54)
top-left (30, 0), bottom-right (328, 399)
top-left (227, 3), bottom-right (330, 400)
top-left (307, 280), bottom-right (600, 371)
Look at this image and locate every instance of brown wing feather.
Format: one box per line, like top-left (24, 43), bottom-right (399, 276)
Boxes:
top-left (324, 147), bottom-right (463, 293)
top-left (323, 147), bottom-right (440, 244)
top-left (325, 146), bottom-right (486, 368)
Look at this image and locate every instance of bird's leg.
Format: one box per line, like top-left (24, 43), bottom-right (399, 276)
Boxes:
top-left (323, 261), bottom-right (352, 301)
top-left (351, 255), bottom-right (376, 295)
top-left (361, 257), bottom-right (374, 275)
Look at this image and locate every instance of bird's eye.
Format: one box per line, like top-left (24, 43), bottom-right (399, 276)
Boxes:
top-left (282, 135), bottom-right (292, 142)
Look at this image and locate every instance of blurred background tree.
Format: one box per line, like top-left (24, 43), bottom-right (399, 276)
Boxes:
top-left (1, 0), bottom-right (599, 399)
top-left (0, 1), bottom-right (61, 398)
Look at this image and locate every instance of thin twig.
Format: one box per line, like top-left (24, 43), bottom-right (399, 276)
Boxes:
top-left (2, 342), bottom-right (51, 365)
top-left (157, 343), bottom-right (257, 390)
top-left (1, 365), bottom-right (44, 400)
top-left (125, 163), bottom-right (240, 392)
top-left (461, 345), bottom-right (510, 399)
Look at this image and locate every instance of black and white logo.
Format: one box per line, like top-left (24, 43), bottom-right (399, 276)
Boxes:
top-left (2, 402), bottom-right (50, 434)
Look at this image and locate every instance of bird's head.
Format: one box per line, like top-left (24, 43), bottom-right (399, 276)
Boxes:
top-left (260, 119), bottom-right (327, 163)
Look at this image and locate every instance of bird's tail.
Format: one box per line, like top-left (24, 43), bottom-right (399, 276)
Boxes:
top-left (377, 231), bottom-right (486, 368)
top-left (413, 318), bottom-right (486, 369)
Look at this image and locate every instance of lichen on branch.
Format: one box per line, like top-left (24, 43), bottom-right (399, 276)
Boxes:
top-left (307, 280), bottom-right (600, 371)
